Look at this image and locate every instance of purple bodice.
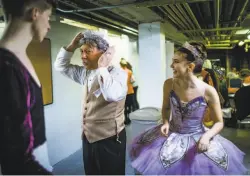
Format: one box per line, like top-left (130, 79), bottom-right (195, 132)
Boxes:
top-left (169, 90), bottom-right (207, 134)
top-left (129, 90), bottom-right (247, 175)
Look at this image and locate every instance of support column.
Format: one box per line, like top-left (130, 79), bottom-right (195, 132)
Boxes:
top-left (166, 41), bottom-right (174, 79)
top-left (138, 22), bottom-right (166, 108)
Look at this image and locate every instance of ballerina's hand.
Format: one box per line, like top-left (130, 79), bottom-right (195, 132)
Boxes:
top-left (197, 134), bottom-right (210, 153)
top-left (161, 122), bottom-right (169, 136)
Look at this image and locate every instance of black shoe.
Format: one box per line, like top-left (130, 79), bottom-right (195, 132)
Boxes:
top-left (124, 118), bottom-right (131, 125)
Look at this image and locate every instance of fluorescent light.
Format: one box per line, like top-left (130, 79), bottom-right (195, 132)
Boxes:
top-left (247, 35), bottom-right (250, 39)
top-left (235, 29), bottom-right (250, 35)
top-left (124, 26), bottom-right (138, 33)
top-left (239, 41), bottom-right (245, 46)
top-left (210, 59), bottom-right (220, 61)
top-left (60, 18), bottom-right (99, 30)
top-left (122, 28), bottom-right (137, 35)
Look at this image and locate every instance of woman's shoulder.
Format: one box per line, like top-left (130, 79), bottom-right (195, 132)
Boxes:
top-left (0, 48), bottom-right (20, 69)
top-left (0, 48), bottom-right (27, 87)
top-left (163, 78), bottom-right (174, 93)
top-left (164, 78), bottom-right (174, 87)
top-left (202, 80), bottom-right (218, 102)
top-left (164, 78), bottom-right (174, 84)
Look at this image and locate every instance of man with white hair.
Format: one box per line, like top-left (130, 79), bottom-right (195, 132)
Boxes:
top-left (54, 31), bottom-right (128, 175)
top-left (203, 59), bottom-right (212, 69)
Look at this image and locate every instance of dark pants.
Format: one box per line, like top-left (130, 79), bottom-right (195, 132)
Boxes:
top-left (132, 86), bottom-right (139, 111)
top-left (125, 94), bottom-right (134, 124)
top-left (82, 128), bottom-right (126, 175)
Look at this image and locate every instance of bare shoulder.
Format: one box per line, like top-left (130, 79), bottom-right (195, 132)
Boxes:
top-left (163, 78), bottom-right (174, 92)
top-left (203, 81), bottom-right (219, 104)
top-left (204, 82), bottom-right (217, 96)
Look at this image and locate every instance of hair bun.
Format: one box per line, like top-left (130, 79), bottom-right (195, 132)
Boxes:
top-left (190, 42), bottom-right (207, 61)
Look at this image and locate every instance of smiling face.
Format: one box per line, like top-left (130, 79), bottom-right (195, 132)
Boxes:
top-left (170, 51), bottom-right (194, 78)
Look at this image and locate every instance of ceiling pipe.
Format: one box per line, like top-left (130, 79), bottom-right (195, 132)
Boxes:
top-left (243, 39), bottom-right (250, 43)
top-left (58, 0), bottom-right (137, 28)
top-left (206, 47), bottom-right (234, 49)
top-left (57, 11), bottom-right (138, 38)
top-left (193, 3), bottom-right (208, 40)
top-left (57, 0), bottom-right (138, 35)
top-left (149, 6), bottom-right (194, 40)
top-left (168, 4), bottom-right (195, 39)
top-left (214, 0), bottom-right (220, 36)
top-left (57, 0), bottom-right (213, 13)
top-left (179, 27), bottom-right (243, 33)
top-left (220, 20), bottom-right (238, 25)
top-left (165, 36), bottom-right (183, 45)
top-left (144, 7), bottom-right (187, 45)
top-left (175, 4), bottom-right (199, 37)
top-left (223, 0), bottom-right (235, 28)
top-left (149, 6), bottom-right (185, 31)
top-left (205, 39), bottom-right (250, 44)
top-left (206, 43), bottom-right (231, 47)
top-left (169, 5), bottom-right (192, 29)
top-left (162, 6), bottom-right (189, 30)
top-left (158, 6), bottom-right (194, 38)
top-left (182, 3), bottom-right (207, 40)
top-left (230, 0), bottom-right (249, 36)
top-left (139, 7), bottom-right (186, 45)
top-left (200, 1), bottom-right (212, 30)
top-left (207, 40), bottom-right (239, 43)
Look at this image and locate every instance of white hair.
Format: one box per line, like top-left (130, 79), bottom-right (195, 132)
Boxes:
top-left (79, 30), bottom-right (109, 52)
top-left (203, 59), bottom-right (212, 69)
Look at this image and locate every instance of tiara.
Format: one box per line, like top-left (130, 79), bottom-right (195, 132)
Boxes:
top-left (182, 42), bottom-right (203, 63)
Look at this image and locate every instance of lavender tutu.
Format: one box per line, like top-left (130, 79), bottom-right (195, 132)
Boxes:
top-left (129, 90), bottom-right (248, 175)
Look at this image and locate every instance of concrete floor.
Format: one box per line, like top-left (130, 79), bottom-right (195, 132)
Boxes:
top-left (53, 125), bottom-right (250, 175)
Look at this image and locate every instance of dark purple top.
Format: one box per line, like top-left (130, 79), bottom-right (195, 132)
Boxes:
top-left (0, 48), bottom-right (50, 174)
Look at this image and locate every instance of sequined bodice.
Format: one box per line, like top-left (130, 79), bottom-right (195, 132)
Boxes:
top-left (132, 91), bottom-right (234, 173)
top-left (169, 90), bottom-right (207, 134)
